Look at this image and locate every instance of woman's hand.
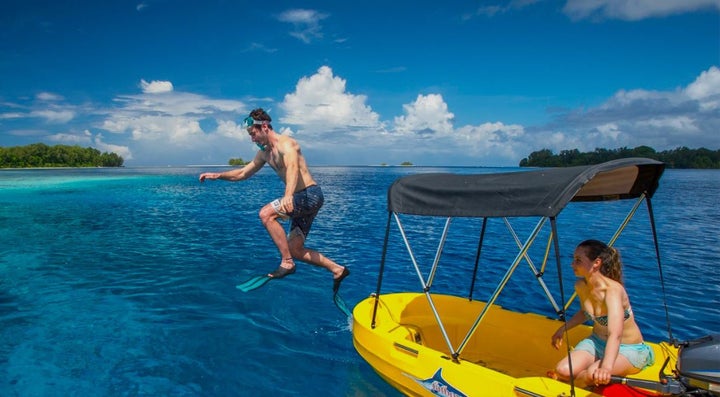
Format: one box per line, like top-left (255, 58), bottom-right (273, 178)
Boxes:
top-left (591, 367), bottom-right (612, 385)
top-left (551, 328), bottom-right (564, 349)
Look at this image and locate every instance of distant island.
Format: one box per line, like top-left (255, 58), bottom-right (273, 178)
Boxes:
top-left (0, 143), bottom-right (124, 168)
top-left (520, 146), bottom-right (720, 169)
top-left (228, 157), bottom-right (247, 166)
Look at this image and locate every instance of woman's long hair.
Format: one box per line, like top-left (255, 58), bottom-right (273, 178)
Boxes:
top-left (578, 239), bottom-right (623, 284)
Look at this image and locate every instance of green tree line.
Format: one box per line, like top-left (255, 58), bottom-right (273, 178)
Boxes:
top-left (519, 146), bottom-right (720, 169)
top-left (0, 143), bottom-right (124, 168)
top-left (228, 158), bottom-right (247, 166)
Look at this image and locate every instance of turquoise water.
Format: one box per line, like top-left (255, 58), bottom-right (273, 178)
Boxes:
top-left (1, 166), bottom-right (718, 396)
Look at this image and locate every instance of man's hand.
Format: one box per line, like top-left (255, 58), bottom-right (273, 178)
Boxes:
top-left (281, 195), bottom-right (294, 214)
top-left (199, 172), bottom-right (220, 182)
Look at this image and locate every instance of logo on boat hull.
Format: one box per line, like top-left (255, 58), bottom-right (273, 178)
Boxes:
top-left (406, 368), bottom-right (467, 397)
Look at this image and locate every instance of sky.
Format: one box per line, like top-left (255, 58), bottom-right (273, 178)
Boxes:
top-left (1, 0), bottom-right (719, 167)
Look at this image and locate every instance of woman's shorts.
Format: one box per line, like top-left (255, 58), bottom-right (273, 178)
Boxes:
top-left (574, 333), bottom-right (655, 370)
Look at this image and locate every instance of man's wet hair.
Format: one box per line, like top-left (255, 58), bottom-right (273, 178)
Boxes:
top-left (249, 108), bottom-right (273, 129)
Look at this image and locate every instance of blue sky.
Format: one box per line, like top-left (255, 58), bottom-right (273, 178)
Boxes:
top-left (1, 0), bottom-right (718, 166)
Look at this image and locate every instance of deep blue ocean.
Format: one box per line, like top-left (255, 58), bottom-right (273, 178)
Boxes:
top-left (1, 166), bottom-right (718, 396)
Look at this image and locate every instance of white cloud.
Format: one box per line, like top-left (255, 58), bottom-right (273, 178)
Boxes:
top-left (94, 82), bottom-right (249, 163)
top-left (216, 119), bottom-right (245, 139)
top-left (48, 131), bottom-right (92, 144)
top-left (685, 66), bottom-right (720, 98)
top-left (563, 0), bottom-right (720, 21)
top-left (0, 112), bottom-right (24, 119)
top-left (280, 66), bottom-right (380, 130)
top-left (595, 122), bottom-right (622, 140)
top-left (637, 116), bottom-right (700, 132)
top-left (140, 79), bottom-right (174, 94)
top-left (36, 92), bottom-right (64, 101)
top-left (456, 121), bottom-right (525, 142)
top-left (243, 42), bottom-right (278, 53)
top-left (685, 66), bottom-right (720, 110)
top-left (393, 94), bottom-right (454, 135)
top-left (463, 0), bottom-right (540, 19)
top-left (94, 133), bottom-right (133, 160)
top-left (448, 122), bottom-right (526, 160)
top-left (114, 90), bottom-right (244, 117)
top-left (277, 9), bottom-right (328, 43)
top-left (30, 109), bottom-right (75, 123)
top-left (103, 114), bottom-right (202, 144)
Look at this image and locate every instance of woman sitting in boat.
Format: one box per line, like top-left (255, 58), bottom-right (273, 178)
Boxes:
top-left (550, 239), bottom-right (655, 387)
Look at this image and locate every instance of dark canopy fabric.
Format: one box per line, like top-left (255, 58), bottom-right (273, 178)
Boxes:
top-left (387, 158), bottom-right (665, 218)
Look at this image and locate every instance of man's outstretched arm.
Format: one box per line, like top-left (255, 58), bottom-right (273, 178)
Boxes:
top-left (199, 152), bottom-right (265, 182)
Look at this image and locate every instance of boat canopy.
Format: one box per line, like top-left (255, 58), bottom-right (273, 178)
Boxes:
top-left (387, 157), bottom-right (665, 218)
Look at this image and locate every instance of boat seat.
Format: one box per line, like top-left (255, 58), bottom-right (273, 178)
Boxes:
top-left (397, 295), bottom-right (591, 379)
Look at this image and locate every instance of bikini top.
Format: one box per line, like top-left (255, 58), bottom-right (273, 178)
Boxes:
top-left (584, 307), bottom-right (632, 326)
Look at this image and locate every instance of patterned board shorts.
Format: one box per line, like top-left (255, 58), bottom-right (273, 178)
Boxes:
top-left (270, 185), bottom-right (324, 239)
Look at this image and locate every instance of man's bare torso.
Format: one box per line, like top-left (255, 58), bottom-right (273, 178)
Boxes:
top-left (264, 135), bottom-right (316, 192)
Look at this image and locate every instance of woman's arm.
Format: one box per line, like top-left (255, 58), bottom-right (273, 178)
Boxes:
top-left (551, 309), bottom-right (587, 349)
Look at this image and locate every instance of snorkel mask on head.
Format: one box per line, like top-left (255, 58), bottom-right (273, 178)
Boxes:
top-left (243, 116), bottom-right (268, 151)
top-left (242, 116), bottom-right (265, 129)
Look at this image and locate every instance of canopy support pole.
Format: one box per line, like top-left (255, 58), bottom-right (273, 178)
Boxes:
top-left (608, 193), bottom-right (646, 246)
top-left (646, 196), bottom-right (675, 343)
top-left (456, 217), bottom-right (547, 356)
top-left (551, 217), bottom-right (577, 397)
top-left (503, 218), bottom-right (561, 313)
top-left (428, 217), bottom-right (452, 290)
top-left (371, 211), bottom-right (393, 329)
top-left (394, 213), bottom-right (458, 358)
top-left (468, 218), bottom-right (488, 301)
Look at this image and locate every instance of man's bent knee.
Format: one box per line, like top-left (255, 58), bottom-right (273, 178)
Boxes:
top-left (259, 204), bottom-right (280, 224)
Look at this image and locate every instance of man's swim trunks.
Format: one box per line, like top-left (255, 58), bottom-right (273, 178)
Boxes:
top-left (270, 185), bottom-right (324, 238)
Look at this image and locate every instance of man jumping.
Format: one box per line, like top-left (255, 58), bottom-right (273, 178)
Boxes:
top-left (199, 108), bottom-right (349, 293)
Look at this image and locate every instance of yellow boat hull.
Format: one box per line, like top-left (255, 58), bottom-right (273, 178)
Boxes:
top-left (352, 292), bottom-right (678, 397)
